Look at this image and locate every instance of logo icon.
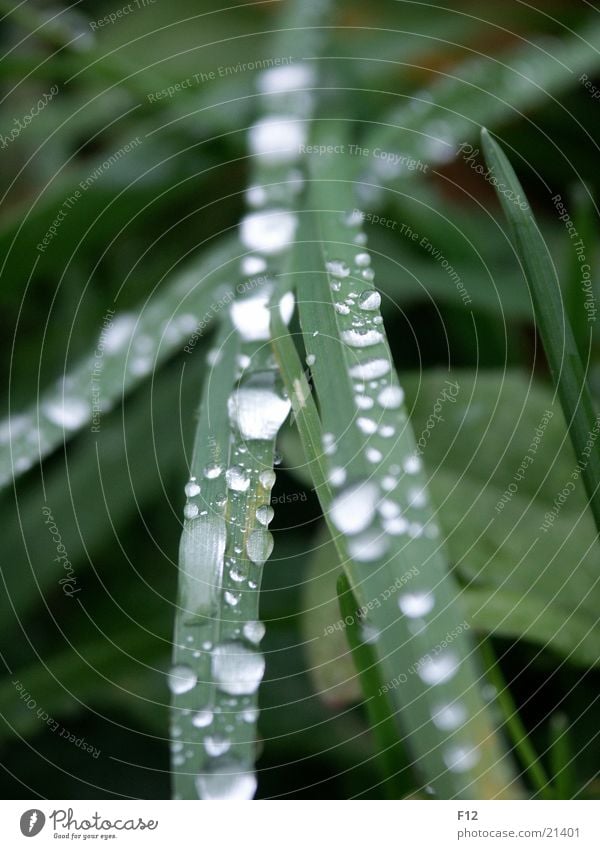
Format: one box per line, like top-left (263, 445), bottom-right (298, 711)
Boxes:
top-left (19, 810), bottom-right (45, 837)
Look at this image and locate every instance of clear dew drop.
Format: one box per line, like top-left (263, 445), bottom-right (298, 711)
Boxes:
top-left (379, 424), bottom-right (396, 438)
top-left (355, 394), bottom-right (374, 410)
top-left (326, 259), bottom-right (350, 278)
top-left (330, 480), bottom-right (379, 535)
top-left (226, 465), bottom-right (251, 492)
top-left (248, 115), bottom-right (306, 162)
top-left (442, 744), bottom-right (481, 773)
top-left (241, 255), bottom-right (267, 276)
top-left (43, 397), bottom-right (89, 430)
top-left (377, 385), bottom-right (404, 409)
top-left (242, 707), bottom-right (258, 723)
top-left (360, 622), bottom-right (381, 644)
top-left (243, 620), bottom-right (266, 644)
top-left (228, 382), bottom-right (291, 441)
top-left (101, 313), bottom-right (136, 353)
top-left (431, 701), bottom-right (468, 731)
top-left (224, 590), bottom-right (241, 607)
top-left (366, 447), bottom-right (383, 463)
top-left (168, 664), bottom-right (197, 695)
top-left (179, 515), bottom-right (226, 616)
top-left (358, 289), bottom-right (381, 311)
top-left (185, 479), bottom-right (201, 497)
top-left (204, 735), bottom-right (231, 757)
top-left (418, 652), bottom-right (459, 686)
top-left (240, 209), bottom-right (297, 255)
top-left (334, 302), bottom-right (350, 316)
top-left (341, 329), bottom-right (384, 348)
top-left (383, 515), bottom-right (409, 535)
top-left (246, 529), bottom-right (274, 566)
top-left (349, 358), bottom-right (391, 380)
top-left (404, 454), bottom-right (422, 474)
top-left (230, 287), bottom-right (295, 342)
top-left (191, 709), bottom-right (214, 729)
top-left (378, 499), bottom-right (400, 519)
top-left (258, 63), bottom-right (314, 95)
top-left (212, 642), bottom-right (265, 695)
top-left (362, 268), bottom-right (375, 282)
top-left (356, 416), bottom-right (377, 435)
top-left (204, 464), bottom-right (222, 480)
top-left (398, 592), bottom-right (435, 618)
top-left (256, 505), bottom-right (274, 526)
top-left (354, 252), bottom-right (371, 267)
top-left (259, 469), bottom-right (276, 490)
top-left (306, 354), bottom-right (316, 367)
top-left (328, 466), bottom-right (347, 487)
top-left (184, 503), bottom-right (199, 519)
top-left (195, 763), bottom-right (257, 800)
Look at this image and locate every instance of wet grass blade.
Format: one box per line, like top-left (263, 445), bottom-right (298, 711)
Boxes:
top-left (287, 124), bottom-right (520, 798)
top-left (337, 573), bottom-right (407, 798)
top-left (480, 128), bottom-right (600, 535)
top-left (1, 237), bottom-right (237, 490)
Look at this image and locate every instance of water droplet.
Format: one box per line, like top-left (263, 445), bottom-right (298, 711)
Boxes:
top-left (379, 499), bottom-right (400, 518)
top-left (248, 116), bottom-right (306, 162)
top-left (334, 302), bottom-right (350, 316)
top-left (356, 416), bottom-right (377, 435)
top-left (195, 763), bottom-right (257, 800)
top-left (379, 424), bottom-right (396, 438)
top-left (409, 487), bottom-right (427, 508)
top-left (241, 255), bottom-right (267, 276)
top-left (204, 734), bottom-right (232, 757)
top-left (383, 515), bottom-right (409, 535)
top-left (184, 503), bottom-right (199, 519)
top-left (326, 259), bottom-right (350, 278)
top-left (204, 464), bottom-right (222, 480)
top-left (377, 385), bottom-right (404, 409)
top-left (431, 701), bottom-right (467, 731)
top-left (358, 290), bottom-right (381, 311)
top-left (228, 378), bottom-right (291, 441)
top-left (258, 64), bottom-right (314, 95)
top-left (256, 505), bottom-right (274, 526)
top-left (226, 465), bottom-right (250, 492)
top-left (212, 642), bottom-right (265, 695)
top-left (179, 515), bottom-right (226, 616)
top-left (243, 620), bottom-right (266, 644)
top-left (44, 397), bottom-right (89, 430)
top-left (102, 313), bottom-right (136, 353)
top-left (398, 592), bottom-right (435, 618)
top-left (192, 709), bottom-right (213, 728)
top-left (185, 479), bottom-right (201, 497)
top-left (246, 529), bottom-right (274, 565)
top-left (443, 744), bottom-right (480, 773)
top-left (259, 469), bottom-right (276, 490)
top-left (230, 287), bottom-right (295, 342)
top-left (418, 652), bottom-right (459, 686)
top-left (168, 664), bottom-right (197, 695)
top-left (224, 590), bottom-right (241, 607)
top-left (366, 447), bottom-right (382, 463)
top-left (355, 394), bottom-right (374, 410)
top-left (354, 252), bottom-right (371, 267)
top-left (328, 466), bottom-right (346, 487)
top-left (246, 184), bottom-right (267, 207)
top-left (341, 329), bottom-right (384, 348)
top-left (404, 455), bottom-right (422, 475)
top-left (240, 209), bottom-right (297, 255)
top-left (322, 432), bottom-right (337, 455)
top-left (330, 480), bottom-right (378, 535)
top-left (361, 268), bottom-right (375, 282)
top-left (349, 358), bottom-right (391, 380)
top-left (306, 354), bottom-right (316, 367)
top-left (348, 529), bottom-right (389, 562)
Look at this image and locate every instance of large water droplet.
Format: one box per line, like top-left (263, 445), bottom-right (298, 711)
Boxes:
top-left (377, 385), bottom-right (404, 409)
top-left (330, 480), bottom-right (379, 535)
top-left (431, 701), bottom-right (467, 731)
top-left (192, 709), bottom-right (213, 728)
top-left (240, 209), bottom-right (297, 254)
top-left (228, 377), bottom-right (291, 441)
top-left (418, 652), bottom-right (459, 686)
top-left (326, 259), bottom-right (350, 278)
top-left (195, 762), bottom-right (257, 800)
top-left (259, 469), bottom-right (276, 490)
top-left (204, 735), bottom-right (231, 757)
top-left (398, 592), bottom-right (435, 618)
top-left (348, 358), bottom-right (391, 380)
top-left (246, 529), bottom-right (274, 565)
top-left (226, 465), bottom-right (251, 492)
top-left (178, 516), bottom-right (226, 616)
top-left (358, 290), bottom-right (381, 311)
top-left (243, 620), bottom-right (266, 644)
top-left (212, 642), bottom-right (265, 695)
top-left (348, 529), bottom-right (389, 562)
top-left (341, 329), bottom-right (384, 348)
top-left (442, 744), bottom-right (480, 773)
top-left (248, 116), bottom-right (306, 162)
top-left (256, 505), bottom-right (274, 526)
top-left (241, 255), bottom-right (267, 276)
top-left (185, 479), bottom-right (201, 497)
top-left (230, 287), bottom-right (295, 342)
top-left (168, 664), bottom-right (197, 695)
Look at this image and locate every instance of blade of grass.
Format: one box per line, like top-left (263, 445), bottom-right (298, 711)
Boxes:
top-left (548, 713), bottom-right (574, 800)
top-left (270, 124), bottom-right (520, 797)
top-left (337, 572), bottom-right (407, 799)
top-left (478, 638), bottom-right (552, 799)
top-left (480, 128), bottom-right (600, 535)
top-left (1, 235), bottom-right (238, 490)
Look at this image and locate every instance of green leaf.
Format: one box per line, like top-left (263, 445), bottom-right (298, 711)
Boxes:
top-left (480, 128), bottom-right (600, 534)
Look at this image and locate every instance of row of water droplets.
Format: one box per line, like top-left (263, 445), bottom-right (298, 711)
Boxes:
top-left (169, 53), bottom-right (317, 799)
top-left (308, 208), bottom-right (483, 779)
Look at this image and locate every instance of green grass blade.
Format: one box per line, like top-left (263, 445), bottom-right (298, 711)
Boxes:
top-left (480, 128), bottom-right (600, 535)
top-left (548, 713), bottom-right (574, 800)
top-left (363, 17), bottom-right (600, 176)
top-left (337, 573), bottom-right (406, 798)
top-left (289, 124), bottom-right (519, 798)
top-left (1, 236), bottom-right (237, 490)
